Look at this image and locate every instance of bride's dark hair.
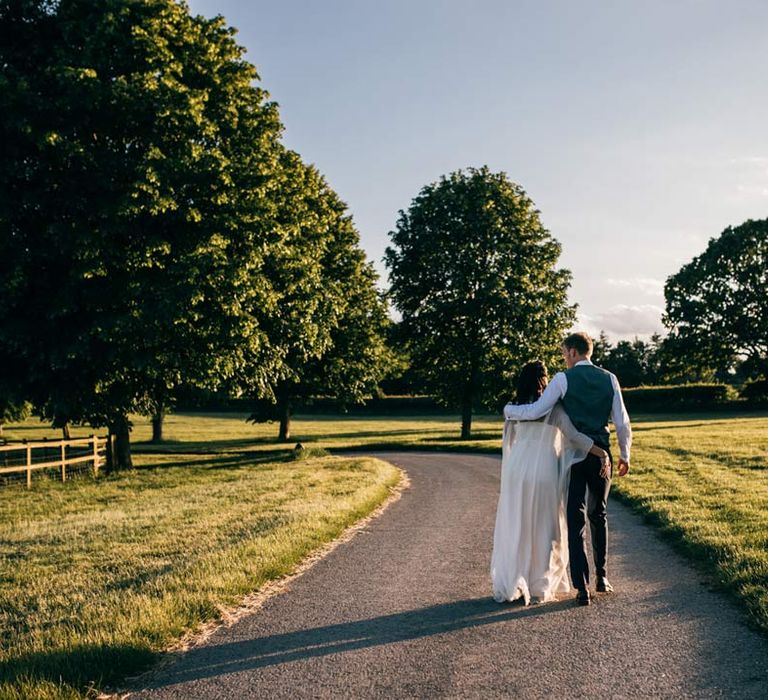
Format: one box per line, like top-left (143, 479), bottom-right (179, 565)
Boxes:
top-left (513, 360), bottom-right (548, 404)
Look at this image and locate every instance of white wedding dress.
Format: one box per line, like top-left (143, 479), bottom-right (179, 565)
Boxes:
top-left (491, 404), bottom-right (594, 604)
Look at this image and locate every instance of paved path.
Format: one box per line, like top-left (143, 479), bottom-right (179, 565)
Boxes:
top-left (130, 452), bottom-right (768, 699)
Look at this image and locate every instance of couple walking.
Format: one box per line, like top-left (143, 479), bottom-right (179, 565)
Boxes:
top-left (491, 332), bottom-right (632, 606)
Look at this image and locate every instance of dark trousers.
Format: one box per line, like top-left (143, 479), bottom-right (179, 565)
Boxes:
top-left (567, 451), bottom-right (612, 592)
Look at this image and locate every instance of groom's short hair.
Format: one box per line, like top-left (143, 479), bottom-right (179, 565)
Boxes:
top-left (563, 332), bottom-right (593, 357)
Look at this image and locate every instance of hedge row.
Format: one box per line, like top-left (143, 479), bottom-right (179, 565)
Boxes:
top-left (175, 395), bottom-right (452, 415)
top-left (740, 379), bottom-right (768, 403)
top-left (177, 384), bottom-right (767, 416)
top-left (621, 383), bottom-right (737, 412)
top-left (319, 384), bottom-right (765, 415)
top-left (303, 396), bottom-right (453, 415)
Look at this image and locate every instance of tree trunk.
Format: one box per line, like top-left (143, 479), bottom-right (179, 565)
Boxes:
top-left (110, 415), bottom-right (133, 470)
top-left (460, 359), bottom-right (479, 440)
top-left (151, 411), bottom-right (164, 443)
top-left (460, 396), bottom-right (472, 439)
top-left (278, 398), bottom-right (291, 442)
top-left (61, 422), bottom-right (71, 440)
top-left (105, 432), bottom-right (115, 473)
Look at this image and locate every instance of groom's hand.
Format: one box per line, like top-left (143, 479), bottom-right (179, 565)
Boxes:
top-left (617, 459), bottom-right (630, 477)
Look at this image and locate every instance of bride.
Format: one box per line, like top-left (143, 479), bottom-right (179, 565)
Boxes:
top-left (491, 360), bottom-right (610, 605)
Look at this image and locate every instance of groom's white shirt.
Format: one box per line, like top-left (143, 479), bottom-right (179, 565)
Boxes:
top-left (503, 360), bottom-right (632, 462)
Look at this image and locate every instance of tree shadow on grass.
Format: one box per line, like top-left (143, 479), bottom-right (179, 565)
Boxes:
top-left (131, 450), bottom-right (292, 471)
top-left (419, 433), bottom-right (498, 442)
top-left (334, 442), bottom-right (500, 455)
top-left (630, 410), bottom-right (768, 428)
top-left (135, 436), bottom-right (281, 453)
top-left (1, 643), bottom-right (156, 697)
top-left (133, 432), bottom-right (497, 456)
top-left (140, 597), bottom-right (572, 689)
top-left (298, 427), bottom-right (449, 440)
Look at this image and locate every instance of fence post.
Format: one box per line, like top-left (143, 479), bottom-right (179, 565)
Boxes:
top-left (61, 441), bottom-right (67, 482)
top-left (25, 440), bottom-right (32, 489)
top-left (92, 435), bottom-right (99, 477)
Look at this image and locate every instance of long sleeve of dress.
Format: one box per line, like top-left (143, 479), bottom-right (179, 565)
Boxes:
top-left (549, 404), bottom-right (594, 454)
top-left (501, 420), bottom-right (516, 461)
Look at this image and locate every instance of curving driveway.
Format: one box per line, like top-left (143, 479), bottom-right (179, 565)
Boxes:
top-left (129, 452), bottom-right (768, 699)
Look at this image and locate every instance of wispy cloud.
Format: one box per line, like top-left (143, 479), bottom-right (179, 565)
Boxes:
top-left (577, 304), bottom-right (665, 339)
top-left (605, 277), bottom-right (665, 296)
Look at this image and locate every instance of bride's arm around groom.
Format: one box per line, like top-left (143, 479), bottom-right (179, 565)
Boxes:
top-left (504, 342), bottom-right (632, 476)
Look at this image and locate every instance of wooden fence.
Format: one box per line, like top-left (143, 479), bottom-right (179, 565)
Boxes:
top-left (0, 435), bottom-right (110, 488)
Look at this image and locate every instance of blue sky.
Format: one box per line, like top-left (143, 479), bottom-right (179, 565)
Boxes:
top-left (189, 0), bottom-right (768, 340)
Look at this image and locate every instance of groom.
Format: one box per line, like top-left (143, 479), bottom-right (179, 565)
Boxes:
top-left (503, 332), bottom-right (632, 606)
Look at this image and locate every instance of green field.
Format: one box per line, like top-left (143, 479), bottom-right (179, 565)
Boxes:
top-left (614, 414), bottom-right (768, 635)
top-left (1, 411), bottom-right (506, 457)
top-left (0, 442), bottom-right (400, 699)
top-left (1, 411), bottom-right (767, 699)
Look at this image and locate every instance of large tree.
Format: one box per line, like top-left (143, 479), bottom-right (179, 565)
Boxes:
top-left (385, 167), bottom-right (575, 438)
top-left (249, 156), bottom-right (390, 441)
top-left (664, 218), bottom-right (768, 379)
top-left (0, 0), bottom-right (288, 466)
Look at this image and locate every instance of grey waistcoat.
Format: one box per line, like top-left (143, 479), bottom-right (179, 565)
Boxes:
top-left (561, 364), bottom-right (614, 448)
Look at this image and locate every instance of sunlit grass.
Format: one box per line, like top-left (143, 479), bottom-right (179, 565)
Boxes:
top-left (612, 414), bottom-right (768, 635)
top-left (1, 410), bottom-right (767, 699)
top-left (0, 451), bottom-right (400, 699)
top-left (1, 410), bottom-right (505, 454)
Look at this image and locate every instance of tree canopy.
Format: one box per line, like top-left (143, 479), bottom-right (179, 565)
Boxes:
top-left (0, 0), bottom-right (291, 465)
top-left (664, 218), bottom-right (768, 380)
top-left (248, 156), bottom-right (390, 440)
top-left (0, 0), bottom-right (387, 462)
top-left (385, 167), bottom-right (575, 438)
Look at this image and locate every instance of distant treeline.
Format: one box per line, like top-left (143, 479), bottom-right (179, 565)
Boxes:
top-left (176, 382), bottom-right (768, 417)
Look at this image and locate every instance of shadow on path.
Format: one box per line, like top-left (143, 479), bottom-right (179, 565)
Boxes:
top-left (149, 596), bottom-right (572, 688)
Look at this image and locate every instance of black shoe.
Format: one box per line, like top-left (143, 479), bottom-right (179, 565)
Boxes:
top-left (576, 589), bottom-right (591, 606)
top-left (596, 577), bottom-right (614, 593)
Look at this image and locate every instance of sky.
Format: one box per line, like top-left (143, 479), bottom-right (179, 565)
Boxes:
top-left (189, 0), bottom-right (768, 341)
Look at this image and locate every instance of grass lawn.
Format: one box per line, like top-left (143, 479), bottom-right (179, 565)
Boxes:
top-left (0, 448), bottom-right (400, 699)
top-left (615, 414), bottom-right (768, 636)
top-left (1, 411), bottom-right (507, 456)
top-left (1, 410), bottom-right (767, 698)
